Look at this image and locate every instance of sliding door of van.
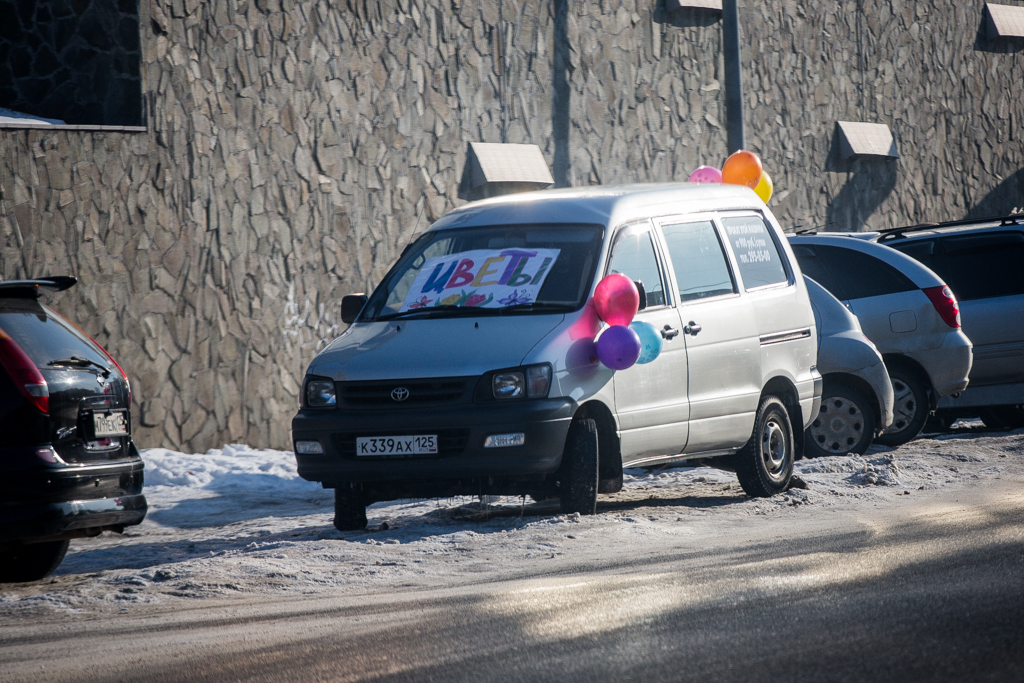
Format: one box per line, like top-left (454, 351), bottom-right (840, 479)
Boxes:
top-left (607, 221), bottom-right (690, 461)
top-left (656, 216), bottom-right (761, 454)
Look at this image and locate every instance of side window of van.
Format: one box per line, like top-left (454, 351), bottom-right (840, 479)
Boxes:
top-left (720, 215), bottom-right (789, 290)
top-left (661, 221), bottom-right (736, 302)
top-left (607, 227), bottom-right (667, 307)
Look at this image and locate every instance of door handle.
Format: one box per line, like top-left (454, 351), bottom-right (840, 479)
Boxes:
top-left (661, 325), bottom-right (680, 340)
top-left (684, 321), bottom-right (702, 336)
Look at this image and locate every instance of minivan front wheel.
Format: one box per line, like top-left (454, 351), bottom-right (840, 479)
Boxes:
top-left (333, 484), bottom-right (368, 531)
top-left (558, 418), bottom-right (599, 515)
top-left (736, 396), bottom-right (794, 497)
top-left (876, 368), bottom-right (929, 447)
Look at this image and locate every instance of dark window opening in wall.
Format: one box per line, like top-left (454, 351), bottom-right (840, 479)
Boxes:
top-left (0, 0), bottom-right (142, 126)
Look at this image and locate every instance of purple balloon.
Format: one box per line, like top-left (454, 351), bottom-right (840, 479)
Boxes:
top-left (688, 166), bottom-right (723, 184)
top-left (596, 325), bottom-right (642, 371)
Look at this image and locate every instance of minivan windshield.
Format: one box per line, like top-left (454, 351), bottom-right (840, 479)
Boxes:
top-left (362, 223), bottom-right (605, 321)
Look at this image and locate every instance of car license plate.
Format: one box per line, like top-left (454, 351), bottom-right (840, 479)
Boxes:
top-left (93, 411), bottom-right (127, 438)
top-left (356, 435), bottom-right (437, 456)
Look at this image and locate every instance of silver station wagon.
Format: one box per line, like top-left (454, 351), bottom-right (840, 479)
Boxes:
top-left (292, 184), bottom-right (822, 530)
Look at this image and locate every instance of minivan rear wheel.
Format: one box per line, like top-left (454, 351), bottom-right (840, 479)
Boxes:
top-left (0, 540), bottom-right (70, 583)
top-left (558, 418), bottom-right (599, 515)
top-left (333, 485), bottom-right (368, 531)
top-left (805, 383), bottom-right (876, 457)
top-left (876, 368), bottom-right (929, 447)
top-left (736, 396), bottom-right (794, 497)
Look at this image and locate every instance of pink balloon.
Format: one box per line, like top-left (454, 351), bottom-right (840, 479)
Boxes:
top-left (596, 325), bottom-right (642, 371)
top-left (593, 274), bottom-right (639, 327)
top-left (688, 166), bottom-right (723, 184)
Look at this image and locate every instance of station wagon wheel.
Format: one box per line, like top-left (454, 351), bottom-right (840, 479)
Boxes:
top-left (736, 396), bottom-right (794, 497)
top-left (805, 383), bottom-right (876, 457)
top-left (0, 540), bottom-right (70, 583)
top-left (876, 367), bottom-right (929, 447)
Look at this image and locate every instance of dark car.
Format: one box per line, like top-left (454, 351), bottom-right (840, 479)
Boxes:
top-left (877, 213), bottom-right (1024, 429)
top-left (0, 277), bottom-right (146, 582)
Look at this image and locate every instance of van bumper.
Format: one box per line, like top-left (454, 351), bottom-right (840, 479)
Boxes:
top-left (291, 398), bottom-right (577, 487)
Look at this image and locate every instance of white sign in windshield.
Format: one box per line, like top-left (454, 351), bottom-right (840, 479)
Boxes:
top-left (399, 248), bottom-right (561, 312)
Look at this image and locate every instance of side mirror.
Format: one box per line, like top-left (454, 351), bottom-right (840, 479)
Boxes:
top-left (634, 280), bottom-right (648, 312)
top-left (341, 294), bottom-right (368, 324)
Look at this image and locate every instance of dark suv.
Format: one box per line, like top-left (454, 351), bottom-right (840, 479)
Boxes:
top-left (0, 277), bottom-right (146, 582)
top-left (878, 214), bottom-right (1024, 428)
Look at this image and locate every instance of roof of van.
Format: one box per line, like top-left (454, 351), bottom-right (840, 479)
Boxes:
top-left (429, 182), bottom-right (765, 232)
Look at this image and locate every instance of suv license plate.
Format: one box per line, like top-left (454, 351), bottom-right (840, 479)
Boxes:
top-left (93, 411), bottom-right (127, 438)
top-left (356, 435), bottom-right (438, 456)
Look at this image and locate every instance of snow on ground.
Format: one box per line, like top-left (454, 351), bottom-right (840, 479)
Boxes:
top-left (2, 424), bottom-right (1023, 617)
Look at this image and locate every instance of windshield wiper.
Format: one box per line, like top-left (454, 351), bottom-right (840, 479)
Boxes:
top-left (497, 302), bottom-right (576, 313)
top-left (48, 356), bottom-right (111, 377)
top-left (375, 305), bottom-right (479, 321)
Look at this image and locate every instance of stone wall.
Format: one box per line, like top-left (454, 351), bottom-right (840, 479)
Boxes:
top-left (1, 0), bottom-right (1022, 453)
top-left (0, 0), bottom-right (143, 125)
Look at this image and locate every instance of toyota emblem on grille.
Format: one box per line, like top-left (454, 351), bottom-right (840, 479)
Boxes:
top-left (391, 387), bottom-right (410, 402)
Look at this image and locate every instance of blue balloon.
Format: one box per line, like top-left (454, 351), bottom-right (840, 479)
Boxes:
top-left (630, 321), bottom-right (663, 365)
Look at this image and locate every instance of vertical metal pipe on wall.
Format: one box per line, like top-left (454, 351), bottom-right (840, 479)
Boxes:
top-left (722, 0), bottom-right (745, 153)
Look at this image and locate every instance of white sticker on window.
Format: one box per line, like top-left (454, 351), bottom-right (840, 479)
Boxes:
top-left (399, 248), bottom-right (561, 312)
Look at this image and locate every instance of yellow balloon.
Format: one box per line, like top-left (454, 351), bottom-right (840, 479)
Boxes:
top-left (754, 169), bottom-right (774, 203)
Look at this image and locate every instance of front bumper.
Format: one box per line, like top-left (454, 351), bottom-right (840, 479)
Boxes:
top-left (0, 457), bottom-right (147, 543)
top-left (852, 360), bottom-right (896, 430)
top-left (291, 397), bottom-right (577, 486)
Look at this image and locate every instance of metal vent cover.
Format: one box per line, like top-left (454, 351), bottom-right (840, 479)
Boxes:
top-left (666, 0), bottom-right (722, 11)
top-left (836, 121), bottom-right (900, 160)
top-left (985, 3), bottom-right (1024, 39)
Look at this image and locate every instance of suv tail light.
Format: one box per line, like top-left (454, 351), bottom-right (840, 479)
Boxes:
top-left (923, 285), bottom-right (961, 328)
top-left (0, 328), bottom-right (49, 414)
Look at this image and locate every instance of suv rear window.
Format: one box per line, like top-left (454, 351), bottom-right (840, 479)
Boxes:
top-left (0, 300), bottom-right (108, 369)
top-left (934, 232), bottom-right (1024, 301)
top-left (791, 244), bottom-right (916, 301)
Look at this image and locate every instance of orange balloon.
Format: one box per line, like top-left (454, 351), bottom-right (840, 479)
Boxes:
top-left (721, 150), bottom-right (763, 189)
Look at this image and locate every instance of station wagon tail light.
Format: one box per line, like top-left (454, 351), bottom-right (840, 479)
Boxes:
top-left (0, 328), bottom-right (49, 414)
top-left (923, 285), bottom-right (961, 328)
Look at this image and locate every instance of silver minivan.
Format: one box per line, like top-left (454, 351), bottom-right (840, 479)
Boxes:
top-left (293, 184), bottom-right (821, 530)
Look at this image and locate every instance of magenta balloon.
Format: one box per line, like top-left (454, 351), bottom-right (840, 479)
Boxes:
top-left (596, 325), bottom-right (642, 371)
top-left (688, 166), bottom-right (723, 184)
top-left (593, 273), bottom-right (639, 327)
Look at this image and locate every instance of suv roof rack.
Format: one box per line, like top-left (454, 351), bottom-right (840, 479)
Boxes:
top-left (877, 213), bottom-right (1024, 243)
top-left (0, 276), bottom-right (78, 298)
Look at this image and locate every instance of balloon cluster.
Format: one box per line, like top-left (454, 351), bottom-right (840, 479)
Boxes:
top-left (688, 150), bottom-right (774, 204)
top-left (590, 274), bottom-right (664, 371)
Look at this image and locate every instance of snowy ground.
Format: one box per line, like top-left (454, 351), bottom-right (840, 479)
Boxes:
top-left (2, 423), bottom-right (1023, 617)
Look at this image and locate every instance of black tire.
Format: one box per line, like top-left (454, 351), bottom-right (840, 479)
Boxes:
top-left (804, 383), bottom-right (876, 457)
top-left (333, 485), bottom-right (368, 531)
top-left (875, 367), bottom-right (930, 447)
top-left (979, 405), bottom-right (1024, 430)
top-left (0, 540), bottom-right (70, 583)
top-left (558, 418), bottom-right (599, 515)
top-left (736, 396), bottom-right (795, 497)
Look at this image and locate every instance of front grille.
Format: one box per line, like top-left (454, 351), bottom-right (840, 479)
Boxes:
top-left (337, 377), bottom-right (473, 408)
top-left (333, 429), bottom-right (472, 458)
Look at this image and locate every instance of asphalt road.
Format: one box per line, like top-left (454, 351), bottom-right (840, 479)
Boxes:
top-left (3, 485), bottom-right (1024, 683)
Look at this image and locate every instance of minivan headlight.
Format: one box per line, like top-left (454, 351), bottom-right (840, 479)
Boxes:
top-left (492, 372), bottom-right (525, 399)
top-left (305, 377), bottom-right (337, 408)
top-left (490, 364), bottom-right (552, 400)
